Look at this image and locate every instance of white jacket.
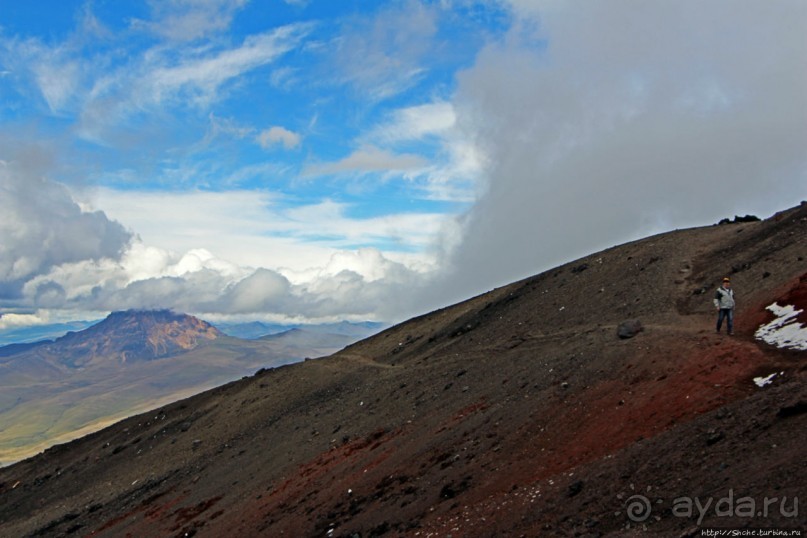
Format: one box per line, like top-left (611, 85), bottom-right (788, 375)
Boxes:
top-left (714, 286), bottom-right (735, 309)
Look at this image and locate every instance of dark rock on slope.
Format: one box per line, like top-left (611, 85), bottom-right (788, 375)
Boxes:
top-left (1, 203), bottom-right (805, 537)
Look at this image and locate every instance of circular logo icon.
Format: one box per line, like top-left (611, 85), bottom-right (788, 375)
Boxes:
top-left (626, 494), bottom-right (652, 522)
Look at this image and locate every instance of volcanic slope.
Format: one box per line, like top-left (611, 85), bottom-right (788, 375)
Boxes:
top-left (1, 204), bottom-right (805, 537)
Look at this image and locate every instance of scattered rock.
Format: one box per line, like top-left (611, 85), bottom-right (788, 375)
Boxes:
top-left (718, 214), bottom-right (760, 225)
top-left (568, 480), bottom-right (584, 497)
top-left (439, 477), bottom-right (471, 499)
top-left (617, 320), bottom-right (644, 339)
top-left (571, 263), bottom-right (589, 274)
top-left (731, 262), bottom-right (751, 273)
top-left (705, 430), bottom-right (724, 446)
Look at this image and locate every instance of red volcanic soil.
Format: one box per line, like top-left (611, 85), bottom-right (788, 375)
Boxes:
top-left (1, 204), bottom-right (805, 537)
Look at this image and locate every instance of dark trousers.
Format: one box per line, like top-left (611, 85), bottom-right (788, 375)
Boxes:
top-left (716, 308), bottom-right (734, 333)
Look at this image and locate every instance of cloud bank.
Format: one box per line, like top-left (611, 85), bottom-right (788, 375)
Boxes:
top-left (0, 172), bottom-right (440, 323)
top-left (429, 0), bottom-right (807, 304)
top-left (0, 158), bottom-right (131, 303)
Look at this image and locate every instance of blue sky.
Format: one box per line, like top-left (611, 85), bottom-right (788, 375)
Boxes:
top-left (1, 0), bottom-right (806, 333)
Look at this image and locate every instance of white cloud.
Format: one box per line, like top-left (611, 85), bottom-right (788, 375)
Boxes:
top-left (32, 55), bottom-right (81, 114)
top-left (1, 14), bottom-right (312, 145)
top-left (258, 126), bottom-right (302, 149)
top-left (0, 39), bottom-right (82, 114)
top-left (134, 0), bottom-right (250, 42)
top-left (135, 25), bottom-right (312, 109)
top-left (369, 101), bottom-right (456, 144)
top-left (0, 312), bottom-right (48, 330)
top-left (358, 101), bottom-right (484, 203)
top-left (91, 188), bottom-right (447, 265)
top-left (281, 199), bottom-right (448, 251)
top-left (0, 185), bottom-right (448, 321)
top-left (223, 268), bottom-right (292, 314)
top-left (331, 0), bottom-right (439, 101)
top-left (18, 235), bottom-right (435, 321)
top-left (268, 66), bottom-right (300, 90)
top-left (303, 146), bottom-right (427, 177)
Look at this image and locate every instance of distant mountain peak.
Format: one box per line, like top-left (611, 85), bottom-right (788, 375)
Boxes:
top-left (47, 309), bottom-right (222, 367)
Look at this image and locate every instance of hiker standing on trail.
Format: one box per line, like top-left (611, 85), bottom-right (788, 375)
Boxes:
top-left (714, 277), bottom-right (735, 335)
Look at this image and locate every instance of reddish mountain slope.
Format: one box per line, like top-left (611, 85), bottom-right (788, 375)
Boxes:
top-left (44, 309), bottom-right (222, 366)
top-left (1, 203), bottom-right (805, 537)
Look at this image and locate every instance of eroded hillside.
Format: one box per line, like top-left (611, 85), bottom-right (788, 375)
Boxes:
top-left (1, 204), bottom-right (805, 537)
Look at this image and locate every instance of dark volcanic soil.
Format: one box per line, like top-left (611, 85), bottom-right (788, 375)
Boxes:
top-left (1, 204), bottom-right (806, 537)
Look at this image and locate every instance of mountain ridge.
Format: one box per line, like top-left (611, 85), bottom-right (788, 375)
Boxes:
top-left (49, 309), bottom-right (221, 366)
top-left (1, 203), bottom-right (805, 536)
top-left (0, 309), bottom-right (221, 367)
top-left (0, 310), bottom-right (375, 467)
top-left (215, 320), bottom-right (386, 340)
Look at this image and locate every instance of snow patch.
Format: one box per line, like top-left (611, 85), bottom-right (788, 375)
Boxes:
top-left (754, 303), bottom-right (807, 351)
top-left (753, 372), bottom-right (781, 388)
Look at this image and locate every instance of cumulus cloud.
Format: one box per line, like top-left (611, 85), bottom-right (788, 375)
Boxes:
top-left (258, 126), bottom-right (301, 149)
top-left (223, 268), bottom-right (293, 314)
top-left (20, 237), bottom-right (431, 322)
top-left (0, 312), bottom-right (48, 330)
top-left (428, 0), bottom-right (807, 304)
top-left (3, 186), bottom-right (442, 321)
top-left (0, 158), bottom-right (132, 302)
top-left (0, 164), bottom-right (444, 323)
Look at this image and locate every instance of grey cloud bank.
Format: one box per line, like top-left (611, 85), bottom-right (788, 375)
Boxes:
top-left (0, 157), bottom-right (131, 304)
top-left (427, 0), bottom-right (807, 306)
